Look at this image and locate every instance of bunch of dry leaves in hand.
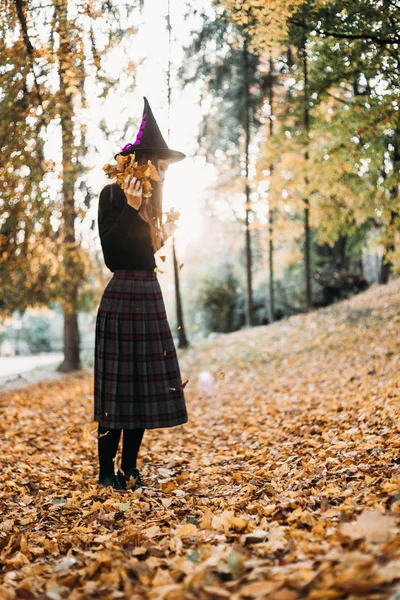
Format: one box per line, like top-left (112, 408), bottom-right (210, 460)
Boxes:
top-left (0, 278), bottom-right (399, 599)
top-left (102, 153), bottom-right (161, 198)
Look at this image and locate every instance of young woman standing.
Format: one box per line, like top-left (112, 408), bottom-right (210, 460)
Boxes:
top-left (94, 97), bottom-right (188, 490)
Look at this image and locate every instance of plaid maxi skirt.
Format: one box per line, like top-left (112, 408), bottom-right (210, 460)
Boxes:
top-left (94, 269), bottom-right (188, 429)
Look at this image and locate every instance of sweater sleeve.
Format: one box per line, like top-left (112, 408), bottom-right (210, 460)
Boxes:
top-left (98, 183), bottom-right (141, 246)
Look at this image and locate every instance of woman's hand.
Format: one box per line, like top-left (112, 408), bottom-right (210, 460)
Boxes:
top-left (165, 207), bottom-right (180, 224)
top-left (163, 208), bottom-right (180, 239)
top-left (123, 174), bottom-right (143, 210)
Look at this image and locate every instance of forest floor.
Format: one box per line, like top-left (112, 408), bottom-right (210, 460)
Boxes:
top-left (1, 277), bottom-right (400, 600)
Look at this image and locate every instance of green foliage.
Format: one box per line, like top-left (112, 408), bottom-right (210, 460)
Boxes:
top-left (80, 349), bottom-right (95, 369)
top-left (285, 0), bottom-right (400, 271)
top-left (252, 278), bottom-right (300, 321)
top-left (22, 316), bottom-right (53, 353)
top-left (199, 0), bottom-right (400, 292)
top-left (195, 262), bottom-right (241, 333)
top-left (179, 6), bottom-right (269, 163)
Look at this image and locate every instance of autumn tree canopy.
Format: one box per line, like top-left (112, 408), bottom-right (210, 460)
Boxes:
top-left (0, 0), bottom-right (138, 318)
top-left (184, 0), bottom-right (399, 317)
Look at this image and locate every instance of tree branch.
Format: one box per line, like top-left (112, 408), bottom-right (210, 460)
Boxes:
top-left (14, 0), bottom-right (43, 105)
top-left (289, 17), bottom-right (400, 46)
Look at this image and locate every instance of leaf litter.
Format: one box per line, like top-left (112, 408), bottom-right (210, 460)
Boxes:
top-left (0, 279), bottom-right (399, 599)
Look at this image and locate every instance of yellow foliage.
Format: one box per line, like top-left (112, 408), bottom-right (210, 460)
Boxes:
top-left (218, 0), bottom-right (305, 51)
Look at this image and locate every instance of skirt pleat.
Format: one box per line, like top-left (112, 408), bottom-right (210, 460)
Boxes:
top-left (93, 269), bottom-right (188, 429)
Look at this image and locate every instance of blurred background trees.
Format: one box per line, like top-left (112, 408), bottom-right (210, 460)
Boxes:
top-left (0, 0), bottom-right (399, 370)
top-left (0, 0), bottom-right (139, 369)
top-left (180, 0), bottom-right (399, 335)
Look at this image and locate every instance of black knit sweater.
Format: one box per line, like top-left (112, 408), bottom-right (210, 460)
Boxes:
top-left (98, 183), bottom-right (157, 272)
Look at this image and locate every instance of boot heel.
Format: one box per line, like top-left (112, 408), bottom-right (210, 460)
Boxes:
top-left (118, 468), bottom-right (145, 490)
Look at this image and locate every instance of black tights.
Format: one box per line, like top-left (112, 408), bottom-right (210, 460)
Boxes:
top-left (98, 425), bottom-right (145, 481)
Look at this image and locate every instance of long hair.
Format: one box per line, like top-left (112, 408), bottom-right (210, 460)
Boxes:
top-left (136, 152), bottom-right (165, 253)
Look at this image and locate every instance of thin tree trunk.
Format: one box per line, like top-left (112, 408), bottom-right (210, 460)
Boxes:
top-left (14, 0), bottom-right (43, 104)
top-left (167, 0), bottom-right (188, 349)
top-left (301, 35), bottom-right (312, 310)
top-left (55, 0), bottom-right (81, 372)
top-left (268, 54), bottom-right (275, 324)
top-left (243, 34), bottom-right (253, 327)
top-left (61, 313), bottom-right (80, 371)
top-left (172, 237), bottom-right (189, 348)
top-left (167, 0), bottom-right (171, 141)
top-left (379, 126), bottom-right (399, 284)
top-left (379, 210), bottom-right (397, 284)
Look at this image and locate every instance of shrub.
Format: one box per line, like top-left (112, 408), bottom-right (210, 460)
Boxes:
top-left (195, 263), bottom-right (240, 334)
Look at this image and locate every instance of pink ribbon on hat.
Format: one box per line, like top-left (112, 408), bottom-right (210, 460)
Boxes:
top-left (133, 113), bottom-right (147, 145)
top-left (121, 143), bottom-right (134, 152)
top-left (120, 113), bottom-right (147, 150)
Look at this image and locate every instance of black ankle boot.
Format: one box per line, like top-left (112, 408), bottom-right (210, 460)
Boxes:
top-left (117, 467), bottom-right (145, 490)
top-left (98, 474), bottom-right (126, 491)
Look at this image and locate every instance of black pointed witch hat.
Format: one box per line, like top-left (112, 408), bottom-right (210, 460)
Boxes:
top-left (114, 97), bottom-right (186, 163)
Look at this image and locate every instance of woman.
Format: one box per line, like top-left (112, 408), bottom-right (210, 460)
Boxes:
top-left (94, 97), bottom-right (188, 491)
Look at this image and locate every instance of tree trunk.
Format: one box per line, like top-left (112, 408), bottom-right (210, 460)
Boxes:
top-left (268, 54), bottom-right (275, 324)
top-left (379, 126), bottom-right (399, 284)
top-left (243, 34), bottom-right (254, 327)
top-left (379, 209), bottom-right (397, 284)
top-left (167, 2), bottom-right (188, 349)
top-left (268, 208), bottom-right (275, 323)
top-left (166, 0), bottom-right (172, 141)
top-left (55, 0), bottom-right (81, 372)
top-left (172, 236), bottom-right (189, 349)
top-left (301, 35), bottom-right (312, 311)
top-left (59, 311), bottom-right (81, 373)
